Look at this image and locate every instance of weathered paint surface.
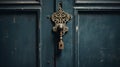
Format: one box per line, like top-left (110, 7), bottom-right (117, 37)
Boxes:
top-left (77, 12), bottom-right (120, 67)
top-left (0, 0), bottom-right (120, 67)
top-left (0, 12), bottom-right (37, 67)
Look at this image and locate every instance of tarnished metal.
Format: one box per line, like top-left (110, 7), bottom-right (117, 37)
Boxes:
top-left (51, 3), bottom-right (71, 50)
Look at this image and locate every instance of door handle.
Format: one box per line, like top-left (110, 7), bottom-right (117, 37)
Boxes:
top-left (51, 3), bottom-right (71, 50)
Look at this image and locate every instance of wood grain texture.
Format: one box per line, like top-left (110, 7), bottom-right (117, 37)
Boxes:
top-left (0, 12), bottom-right (38, 67)
top-left (55, 0), bottom-right (74, 67)
top-left (75, 10), bottom-right (120, 67)
top-left (40, 0), bottom-right (55, 67)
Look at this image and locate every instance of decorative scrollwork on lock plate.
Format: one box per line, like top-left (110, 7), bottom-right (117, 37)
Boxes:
top-left (51, 3), bottom-right (71, 49)
top-left (51, 3), bottom-right (71, 35)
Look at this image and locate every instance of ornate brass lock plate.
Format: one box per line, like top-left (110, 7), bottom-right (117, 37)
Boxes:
top-left (51, 3), bottom-right (71, 50)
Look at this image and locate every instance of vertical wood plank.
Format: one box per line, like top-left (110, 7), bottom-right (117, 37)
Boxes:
top-left (55, 0), bottom-right (74, 67)
top-left (40, 0), bottom-right (55, 67)
top-left (0, 12), bottom-right (37, 67)
top-left (77, 12), bottom-right (120, 67)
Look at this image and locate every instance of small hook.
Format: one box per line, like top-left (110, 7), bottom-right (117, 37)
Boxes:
top-left (58, 2), bottom-right (62, 8)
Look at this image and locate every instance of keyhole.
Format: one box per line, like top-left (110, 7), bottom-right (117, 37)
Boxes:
top-left (59, 40), bottom-right (64, 50)
top-left (60, 44), bottom-right (62, 47)
top-left (59, 44), bottom-right (63, 49)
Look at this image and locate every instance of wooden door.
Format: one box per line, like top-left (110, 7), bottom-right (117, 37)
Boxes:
top-left (53, 0), bottom-right (120, 67)
top-left (0, 0), bottom-right (120, 67)
top-left (0, 0), bottom-right (42, 67)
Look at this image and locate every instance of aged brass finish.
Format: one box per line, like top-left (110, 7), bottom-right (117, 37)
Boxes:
top-left (51, 3), bottom-right (71, 50)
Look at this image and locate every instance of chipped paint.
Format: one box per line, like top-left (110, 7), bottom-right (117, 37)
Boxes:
top-left (76, 25), bottom-right (79, 32)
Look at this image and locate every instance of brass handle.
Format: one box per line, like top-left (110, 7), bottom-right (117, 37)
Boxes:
top-left (51, 3), bottom-right (71, 50)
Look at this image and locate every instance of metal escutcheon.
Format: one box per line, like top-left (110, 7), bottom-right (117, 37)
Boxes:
top-left (51, 3), bottom-right (71, 50)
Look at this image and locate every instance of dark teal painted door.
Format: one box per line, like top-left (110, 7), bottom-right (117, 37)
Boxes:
top-left (0, 0), bottom-right (41, 67)
top-left (0, 0), bottom-right (120, 67)
top-left (0, 12), bottom-right (38, 67)
top-left (73, 1), bottom-right (120, 67)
